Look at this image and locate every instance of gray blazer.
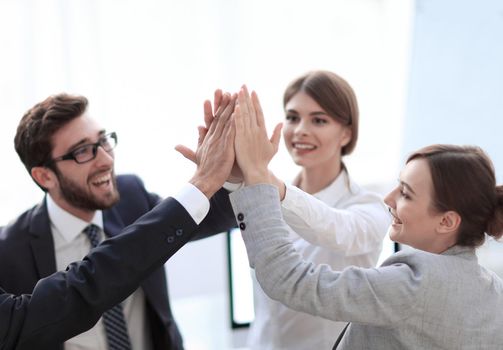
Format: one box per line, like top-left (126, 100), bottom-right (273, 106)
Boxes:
top-left (230, 184), bottom-right (503, 350)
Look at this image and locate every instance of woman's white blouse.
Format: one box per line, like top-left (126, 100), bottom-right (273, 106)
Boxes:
top-left (247, 169), bottom-right (391, 350)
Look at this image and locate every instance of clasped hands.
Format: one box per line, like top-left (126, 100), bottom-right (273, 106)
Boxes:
top-left (176, 86), bottom-right (283, 198)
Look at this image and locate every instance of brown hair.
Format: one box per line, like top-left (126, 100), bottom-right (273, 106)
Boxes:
top-left (283, 70), bottom-right (359, 155)
top-left (407, 144), bottom-right (503, 247)
top-left (14, 93), bottom-right (88, 183)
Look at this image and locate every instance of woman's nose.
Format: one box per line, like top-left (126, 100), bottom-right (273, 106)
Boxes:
top-left (294, 119), bottom-right (309, 136)
top-left (384, 187), bottom-right (397, 208)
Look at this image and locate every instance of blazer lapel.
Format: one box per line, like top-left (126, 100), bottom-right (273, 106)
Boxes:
top-left (29, 198), bottom-right (57, 278)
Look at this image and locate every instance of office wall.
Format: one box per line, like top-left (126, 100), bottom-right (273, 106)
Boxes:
top-left (0, 1), bottom-right (413, 349)
top-left (403, 0), bottom-right (503, 172)
top-left (401, 0), bottom-right (503, 284)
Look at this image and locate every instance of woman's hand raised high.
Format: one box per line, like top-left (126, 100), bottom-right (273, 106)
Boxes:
top-left (233, 85), bottom-right (282, 185)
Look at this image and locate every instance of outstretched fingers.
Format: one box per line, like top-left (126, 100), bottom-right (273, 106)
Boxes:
top-left (238, 85), bottom-right (256, 130)
top-left (251, 90), bottom-right (265, 128)
top-left (213, 89), bottom-right (223, 114)
top-left (211, 92), bottom-right (235, 137)
top-left (222, 113), bottom-right (236, 150)
top-left (174, 125), bottom-right (207, 164)
top-left (270, 122), bottom-right (283, 153)
top-left (197, 125), bottom-right (208, 148)
top-left (233, 103), bottom-right (244, 136)
top-left (174, 144), bottom-right (196, 163)
top-left (207, 92), bottom-right (230, 135)
top-left (220, 93), bottom-right (237, 123)
top-left (203, 100), bottom-right (213, 129)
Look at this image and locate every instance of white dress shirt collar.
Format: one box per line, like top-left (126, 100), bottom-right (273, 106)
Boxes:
top-left (300, 165), bottom-right (359, 205)
top-left (46, 194), bottom-right (104, 243)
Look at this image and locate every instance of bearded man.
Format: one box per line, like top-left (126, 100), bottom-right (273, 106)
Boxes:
top-left (0, 93), bottom-right (236, 350)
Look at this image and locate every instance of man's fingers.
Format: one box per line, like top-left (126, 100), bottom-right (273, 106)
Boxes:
top-left (214, 92), bottom-right (231, 118)
top-left (232, 105), bottom-right (244, 136)
top-left (214, 89), bottom-right (223, 114)
top-left (212, 92), bottom-right (233, 136)
top-left (219, 93), bottom-right (237, 123)
top-left (222, 114), bottom-right (236, 148)
top-left (174, 145), bottom-right (197, 163)
top-left (203, 100), bottom-right (213, 129)
top-left (211, 93), bottom-right (229, 134)
top-left (197, 126), bottom-right (208, 147)
top-left (208, 92), bottom-right (229, 135)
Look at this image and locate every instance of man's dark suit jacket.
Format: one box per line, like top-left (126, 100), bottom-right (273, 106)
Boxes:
top-left (0, 174), bottom-right (235, 350)
top-left (0, 194), bottom-right (226, 350)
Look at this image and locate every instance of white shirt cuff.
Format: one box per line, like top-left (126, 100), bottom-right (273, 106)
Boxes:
top-left (173, 183), bottom-right (210, 225)
top-left (281, 183), bottom-right (296, 206)
top-left (223, 181), bottom-right (244, 192)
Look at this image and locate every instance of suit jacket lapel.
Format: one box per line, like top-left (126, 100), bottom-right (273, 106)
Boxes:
top-left (29, 198), bottom-right (57, 278)
top-left (28, 200), bottom-right (126, 278)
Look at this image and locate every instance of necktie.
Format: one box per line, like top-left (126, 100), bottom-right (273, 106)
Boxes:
top-left (84, 224), bottom-right (132, 350)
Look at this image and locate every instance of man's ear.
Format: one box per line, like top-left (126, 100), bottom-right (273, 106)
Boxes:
top-left (340, 127), bottom-right (352, 147)
top-left (437, 210), bottom-right (462, 235)
top-left (31, 166), bottom-right (57, 191)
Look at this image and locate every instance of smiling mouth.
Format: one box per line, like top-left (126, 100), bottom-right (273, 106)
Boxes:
top-left (91, 173), bottom-right (111, 187)
top-left (388, 209), bottom-right (403, 224)
top-left (392, 217), bottom-right (403, 225)
top-left (292, 143), bottom-right (316, 150)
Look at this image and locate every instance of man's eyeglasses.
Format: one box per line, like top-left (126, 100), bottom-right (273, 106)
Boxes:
top-left (46, 132), bottom-right (118, 165)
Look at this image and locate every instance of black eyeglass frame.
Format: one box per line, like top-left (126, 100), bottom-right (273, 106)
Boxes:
top-left (45, 132), bottom-right (118, 166)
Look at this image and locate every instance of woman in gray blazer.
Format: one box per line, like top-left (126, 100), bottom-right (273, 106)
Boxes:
top-left (229, 86), bottom-right (503, 349)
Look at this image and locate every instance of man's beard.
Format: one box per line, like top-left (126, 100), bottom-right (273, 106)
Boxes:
top-left (55, 169), bottom-right (120, 211)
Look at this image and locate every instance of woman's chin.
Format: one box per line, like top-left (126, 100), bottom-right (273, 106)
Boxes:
top-left (388, 226), bottom-right (402, 242)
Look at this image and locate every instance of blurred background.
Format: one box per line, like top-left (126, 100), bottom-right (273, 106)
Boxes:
top-left (0, 0), bottom-right (502, 349)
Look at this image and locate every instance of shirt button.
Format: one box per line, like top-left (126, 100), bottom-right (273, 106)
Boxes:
top-left (239, 222), bottom-right (246, 230)
top-left (176, 229), bottom-right (183, 236)
top-left (167, 236), bottom-right (175, 243)
top-left (237, 213), bottom-right (244, 221)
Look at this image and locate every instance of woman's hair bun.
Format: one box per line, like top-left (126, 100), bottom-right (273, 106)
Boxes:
top-left (486, 185), bottom-right (503, 239)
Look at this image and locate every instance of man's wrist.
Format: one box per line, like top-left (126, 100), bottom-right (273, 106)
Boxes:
top-left (189, 175), bottom-right (219, 199)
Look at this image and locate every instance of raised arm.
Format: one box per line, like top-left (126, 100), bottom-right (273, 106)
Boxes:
top-left (0, 197), bottom-right (198, 350)
top-left (230, 86), bottom-right (420, 327)
top-left (233, 89), bottom-right (390, 255)
top-left (279, 182), bottom-right (390, 255)
top-left (229, 184), bottom-right (423, 327)
top-left (176, 90), bottom-right (238, 239)
top-left (1, 93), bottom-right (236, 350)
top-left (232, 85), bottom-right (282, 186)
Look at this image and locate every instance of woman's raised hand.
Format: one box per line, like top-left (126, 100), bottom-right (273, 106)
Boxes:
top-left (233, 85), bottom-right (282, 185)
